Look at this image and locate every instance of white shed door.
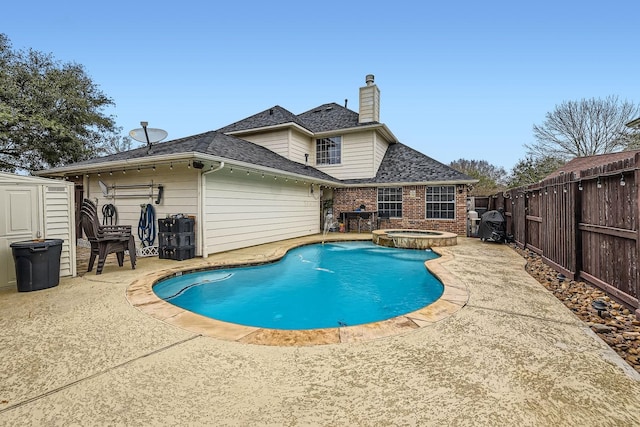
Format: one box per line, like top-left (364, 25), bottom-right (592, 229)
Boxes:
top-left (0, 186), bottom-right (41, 288)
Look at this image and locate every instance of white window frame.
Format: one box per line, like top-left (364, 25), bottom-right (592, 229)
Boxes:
top-left (315, 136), bottom-right (342, 165)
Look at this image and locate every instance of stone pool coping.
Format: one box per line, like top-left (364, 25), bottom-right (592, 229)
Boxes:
top-left (126, 238), bottom-right (469, 346)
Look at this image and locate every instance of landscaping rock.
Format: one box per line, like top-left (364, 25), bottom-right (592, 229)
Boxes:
top-left (513, 245), bottom-right (640, 374)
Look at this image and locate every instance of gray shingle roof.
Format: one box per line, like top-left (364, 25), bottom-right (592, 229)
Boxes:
top-left (217, 102), bottom-right (368, 134)
top-left (296, 103), bottom-right (363, 133)
top-left (71, 131), bottom-right (340, 183)
top-left (53, 103), bottom-right (474, 185)
top-left (342, 143), bottom-right (475, 184)
top-left (217, 105), bottom-right (309, 133)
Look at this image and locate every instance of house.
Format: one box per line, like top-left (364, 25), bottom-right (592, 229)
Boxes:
top-left (39, 75), bottom-right (476, 257)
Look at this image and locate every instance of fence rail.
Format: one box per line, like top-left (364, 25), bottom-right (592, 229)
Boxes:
top-left (490, 153), bottom-right (640, 319)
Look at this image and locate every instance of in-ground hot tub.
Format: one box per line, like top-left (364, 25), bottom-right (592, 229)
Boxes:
top-left (372, 229), bottom-right (457, 249)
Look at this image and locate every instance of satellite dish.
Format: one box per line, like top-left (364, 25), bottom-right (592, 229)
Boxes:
top-left (129, 128), bottom-right (168, 143)
top-left (98, 180), bottom-right (109, 196)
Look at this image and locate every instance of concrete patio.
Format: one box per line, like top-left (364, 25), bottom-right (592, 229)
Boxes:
top-left (1, 235), bottom-right (639, 426)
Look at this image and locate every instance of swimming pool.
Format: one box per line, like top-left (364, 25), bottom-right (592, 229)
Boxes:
top-left (153, 241), bottom-right (443, 330)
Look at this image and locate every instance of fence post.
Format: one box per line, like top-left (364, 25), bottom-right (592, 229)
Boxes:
top-left (635, 155), bottom-right (640, 319)
top-left (572, 173), bottom-right (582, 281)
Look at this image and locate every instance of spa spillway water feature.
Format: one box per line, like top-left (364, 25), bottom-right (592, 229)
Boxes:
top-left (372, 229), bottom-right (457, 250)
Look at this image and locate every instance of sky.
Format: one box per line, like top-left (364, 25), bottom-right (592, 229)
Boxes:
top-left (2, 1), bottom-right (639, 171)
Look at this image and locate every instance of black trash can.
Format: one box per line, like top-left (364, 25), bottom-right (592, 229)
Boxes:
top-left (10, 239), bottom-right (64, 292)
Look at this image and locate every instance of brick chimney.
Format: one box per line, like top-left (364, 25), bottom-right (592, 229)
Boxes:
top-left (358, 74), bottom-right (380, 124)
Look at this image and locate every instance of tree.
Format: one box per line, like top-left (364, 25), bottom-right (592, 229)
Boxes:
top-left (0, 33), bottom-right (119, 173)
top-left (98, 129), bottom-right (136, 156)
top-left (449, 159), bottom-right (508, 196)
top-left (508, 155), bottom-right (566, 188)
top-left (527, 96), bottom-right (640, 160)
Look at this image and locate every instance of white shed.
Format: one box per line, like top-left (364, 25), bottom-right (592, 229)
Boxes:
top-left (0, 172), bottom-right (76, 290)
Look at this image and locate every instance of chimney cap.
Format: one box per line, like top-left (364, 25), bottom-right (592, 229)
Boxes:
top-left (365, 74), bottom-right (375, 86)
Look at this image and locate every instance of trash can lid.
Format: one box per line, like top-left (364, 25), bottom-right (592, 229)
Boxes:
top-left (10, 239), bottom-right (64, 249)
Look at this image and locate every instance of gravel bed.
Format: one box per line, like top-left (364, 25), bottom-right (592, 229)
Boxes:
top-left (513, 245), bottom-right (640, 374)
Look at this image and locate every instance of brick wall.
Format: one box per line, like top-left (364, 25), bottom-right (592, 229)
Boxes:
top-left (333, 185), bottom-right (468, 235)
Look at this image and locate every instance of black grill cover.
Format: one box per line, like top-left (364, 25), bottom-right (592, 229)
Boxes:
top-left (478, 210), bottom-right (506, 242)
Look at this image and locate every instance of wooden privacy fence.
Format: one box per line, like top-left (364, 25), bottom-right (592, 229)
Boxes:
top-left (490, 153), bottom-right (640, 319)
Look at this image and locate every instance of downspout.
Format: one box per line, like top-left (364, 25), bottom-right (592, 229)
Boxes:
top-left (200, 162), bottom-right (225, 258)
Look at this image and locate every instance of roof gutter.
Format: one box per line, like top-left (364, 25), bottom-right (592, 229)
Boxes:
top-left (35, 152), bottom-right (339, 186)
top-left (194, 154), bottom-right (341, 188)
top-left (35, 153), bottom-right (203, 178)
top-left (626, 117), bottom-right (640, 129)
top-left (225, 122), bottom-right (399, 144)
top-left (342, 179), bottom-right (479, 188)
top-left (224, 122), bottom-right (314, 137)
top-left (314, 123), bottom-right (399, 143)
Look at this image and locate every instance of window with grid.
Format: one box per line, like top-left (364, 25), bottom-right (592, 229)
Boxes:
top-left (315, 136), bottom-right (342, 165)
top-left (426, 186), bottom-right (456, 219)
top-left (377, 187), bottom-right (403, 218)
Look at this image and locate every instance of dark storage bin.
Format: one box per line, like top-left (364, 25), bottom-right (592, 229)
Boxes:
top-left (159, 245), bottom-right (195, 261)
top-left (158, 232), bottom-right (194, 248)
top-left (158, 217), bottom-right (194, 233)
top-left (10, 239), bottom-right (63, 292)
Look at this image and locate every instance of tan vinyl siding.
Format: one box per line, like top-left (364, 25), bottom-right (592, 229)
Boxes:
top-left (290, 129), bottom-right (313, 165)
top-left (374, 134), bottom-right (388, 173)
top-left (86, 166), bottom-right (200, 251)
top-left (204, 169), bottom-right (319, 254)
top-left (44, 185), bottom-right (75, 277)
top-left (315, 132), bottom-right (375, 180)
top-left (241, 130), bottom-right (290, 159)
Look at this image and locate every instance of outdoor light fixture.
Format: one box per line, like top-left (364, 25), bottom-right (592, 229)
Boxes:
top-left (170, 162), bottom-right (173, 170)
top-left (187, 161), bottom-right (191, 169)
top-left (261, 173), bottom-right (265, 178)
top-left (591, 300), bottom-right (608, 318)
top-left (620, 174), bottom-right (626, 186)
top-left (597, 177), bottom-right (602, 189)
top-left (122, 169), bottom-right (126, 175)
top-left (109, 171), bottom-right (113, 176)
top-left (152, 165), bottom-right (156, 172)
top-left (578, 181), bottom-right (583, 191)
top-left (230, 168), bottom-right (233, 173)
top-left (137, 166), bottom-right (141, 172)
top-left (97, 172), bottom-right (101, 177)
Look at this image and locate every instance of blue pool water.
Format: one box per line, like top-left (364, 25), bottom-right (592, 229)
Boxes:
top-left (153, 241), bottom-right (443, 330)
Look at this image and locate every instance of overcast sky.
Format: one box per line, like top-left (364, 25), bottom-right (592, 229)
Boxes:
top-left (2, 0), bottom-right (639, 171)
